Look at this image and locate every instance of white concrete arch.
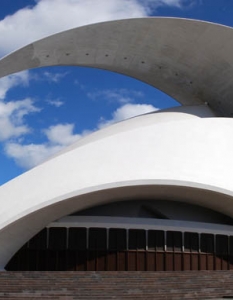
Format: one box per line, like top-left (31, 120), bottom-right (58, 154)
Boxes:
top-left (0, 18), bottom-right (233, 116)
top-left (1, 181), bottom-right (233, 270)
top-left (1, 106), bottom-right (233, 268)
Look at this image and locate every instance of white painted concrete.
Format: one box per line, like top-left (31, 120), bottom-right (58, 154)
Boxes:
top-left (49, 216), bottom-right (233, 236)
top-left (0, 105), bottom-right (233, 268)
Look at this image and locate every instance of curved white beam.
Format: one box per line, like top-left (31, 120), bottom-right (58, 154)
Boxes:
top-left (0, 18), bottom-right (233, 116)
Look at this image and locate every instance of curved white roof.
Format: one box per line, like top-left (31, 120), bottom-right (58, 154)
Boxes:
top-left (0, 18), bottom-right (233, 116)
top-left (0, 105), bottom-right (233, 268)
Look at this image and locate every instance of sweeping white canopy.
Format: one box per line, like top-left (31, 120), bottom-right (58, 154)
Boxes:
top-left (0, 18), bottom-right (233, 116)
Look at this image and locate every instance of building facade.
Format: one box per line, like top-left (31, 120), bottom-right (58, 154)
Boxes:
top-left (1, 18), bottom-right (233, 271)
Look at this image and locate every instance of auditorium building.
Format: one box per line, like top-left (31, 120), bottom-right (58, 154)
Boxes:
top-left (1, 17), bottom-right (233, 272)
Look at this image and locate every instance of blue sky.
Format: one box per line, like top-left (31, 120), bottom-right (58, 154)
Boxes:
top-left (0, 0), bottom-right (233, 185)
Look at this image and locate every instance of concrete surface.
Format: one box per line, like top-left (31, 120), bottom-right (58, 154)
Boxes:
top-left (0, 18), bottom-right (233, 115)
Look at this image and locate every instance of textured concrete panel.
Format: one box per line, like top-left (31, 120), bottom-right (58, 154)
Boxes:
top-left (0, 18), bottom-right (233, 115)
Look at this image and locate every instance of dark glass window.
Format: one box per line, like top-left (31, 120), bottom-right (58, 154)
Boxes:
top-left (230, 236), bottom-right (233, 255)
top-left (89, 228), bottom-right (107, 250)
top-left (68, 227), bottom-right (87, 250)
top-left (148, 230), bottom-right (164, 250)
top-left (109, 228), bottom-right (126, 250)
top-left (48, 227), bottom-right (67, 250)
top-left (167, 231), bottom-right (182, 252)
top-left (128, 229), bottom-right (146, 250)
top-left (184, 232), bottom-right (199, 252)
top-left (216, 235), bottom-right (228, 255)
top-left (200, 233), bottom-right (214, 253)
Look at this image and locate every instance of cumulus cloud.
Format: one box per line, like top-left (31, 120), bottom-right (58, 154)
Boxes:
top-left (5, 143), bottom-right (62, 169)
top-left (5, 103), bottom-right (158, 169)
top-left (0, 98), bottom-right (40, 141)
top-left (44, 124), bottom-right (82, 146)
top-left (99, 103), bottom-right (159, 128)
top-left (0, 0), bottom-right (191, 57)
top-left (0, 71), bottom-right (29, 100)
top-left (5, 123), bottom-right (85, 169)
top-left (0, 70), bottom-right (41, 143)
top-left (0, 71), bottom-right (39, 141)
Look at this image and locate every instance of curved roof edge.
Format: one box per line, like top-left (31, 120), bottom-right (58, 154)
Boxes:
top-left (1, 181), bottom-right (233, 269)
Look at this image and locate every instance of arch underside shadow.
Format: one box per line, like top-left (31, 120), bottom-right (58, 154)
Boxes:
top-left (2, 182), bottom-right (233, 269)
top-left (0, 18), bottom-right (233, 116)
top-left (4, 183), bottom-right (233, 271)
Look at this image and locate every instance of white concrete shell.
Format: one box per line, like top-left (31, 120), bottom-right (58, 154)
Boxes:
top-left (1, 18), bottom-right (233, 269)
top-left (1, 105), bottom-right (233, 268)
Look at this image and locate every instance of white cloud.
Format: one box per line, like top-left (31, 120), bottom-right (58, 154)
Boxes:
top-left (99, 103), bottom-right (159, 128)
top-left (88, 88), bottom-right (144, 104)
top-left (4, 103), bottom-right (158, 169)
top-left (46, 99), bottom-right (64, 107)
top-left (0, 98), bottom-right (40, 141)
top-left (5, 143), bottom-right (62, 169)
top-left (43, 71), bottom-right (68, 83)
top-left (5, 123), bottom-right (85, 169)
top-left (152, 0), bottom-right (183, 6)
top-left (142, 0), bottom-right (190, 8)
top-left (44, 124), bottom-right (82, 146)
top-left (0, 71), bottom-right (29, 100)
top-left (0, 0), bottom-right (190, 57)
top-left (0, 70), bottom-right (40, 141)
